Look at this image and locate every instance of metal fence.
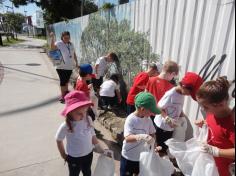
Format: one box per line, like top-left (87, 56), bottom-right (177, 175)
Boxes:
top-left (47, 0), bottom-right (235, 131)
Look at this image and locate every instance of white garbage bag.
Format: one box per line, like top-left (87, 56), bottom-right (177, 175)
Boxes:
top-left (172, 116), bottom-right (188, 141)
top-left (93, 150), bottom-right (115, 176)
top-left (165, 125), bottom-right (219, 176)
top-left (139, 143), bottom-right (175, 176)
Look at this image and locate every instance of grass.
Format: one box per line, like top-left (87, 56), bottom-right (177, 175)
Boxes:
top-left (1, 38), bottom-right (25, 46)
top-left (34, 35), bottom-right (47, 40)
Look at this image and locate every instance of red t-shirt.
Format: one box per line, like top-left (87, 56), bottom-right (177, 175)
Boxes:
top-left (146, 76), bottom-right (174, 103)
top-left (126, 72), bottom-right (149, 105)
top-left (75, 79), bottom-right (90, 97)
top-left (206, 114), bottom-right (235, 176)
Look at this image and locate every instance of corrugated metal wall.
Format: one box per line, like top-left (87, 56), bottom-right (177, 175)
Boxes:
top-left (49, 0), bottom-right (235, 128)
top-left (131, 0), bottom-right (235, 122)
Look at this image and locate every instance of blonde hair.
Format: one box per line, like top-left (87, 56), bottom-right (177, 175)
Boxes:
top-left (197, 76), bottom-right (230, 104)
top-left (163, 60), bottom-right (179, 74)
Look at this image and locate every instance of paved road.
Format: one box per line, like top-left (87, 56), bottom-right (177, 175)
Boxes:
top-left (0, 36), bottom-right (121, 176)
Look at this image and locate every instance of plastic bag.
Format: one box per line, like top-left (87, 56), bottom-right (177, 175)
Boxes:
top-left (166, 125), bottom-right (219, 176)
top-left (93, 150), bottom-right (115, 176)
top-left (172, 116), bottom-right (187, 141)
top-left (139, 143), bottom-right (175, 176)
top-left (48, 50), bottom-right (64, 66)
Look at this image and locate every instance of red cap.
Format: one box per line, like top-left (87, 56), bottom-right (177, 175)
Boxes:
top-left (180, 72), bottom-right (204, 101)
top-left (90, 74), bottom-right (96, 79)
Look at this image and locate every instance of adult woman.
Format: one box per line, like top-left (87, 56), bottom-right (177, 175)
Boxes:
top-left (50, 31), bottom-right (79, 103)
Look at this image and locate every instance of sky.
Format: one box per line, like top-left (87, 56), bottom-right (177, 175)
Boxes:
top-left (0, 0), bottom-right (41, 16)
top-left (0, 0), bottom-right (133, 16)
top-left (96, 0), bottom-right (119, 7)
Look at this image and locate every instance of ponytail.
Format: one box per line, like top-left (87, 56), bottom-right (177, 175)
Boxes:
top-left (66, 114), bottom-right (74, 133)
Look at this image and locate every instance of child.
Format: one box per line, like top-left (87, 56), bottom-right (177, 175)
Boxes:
top-left (146, 60), bottom-right (179, 104)
top-left (75, 64), bottom-right (97, 120)
top-left (75, 64), bottom-right (95, 97)
top-left (92, 52), bottom-right (116, 93)
top-left (55, 91), bottom-right (108, 176)
top-left (99, 74), bottom-right (122, 109)
top-left (195, 77), bottom-right (235, 176)
top-left (126, 63), bottom-right (159, 115)
top-left (154, 72), bottom-right (203, 155)
top-left (120, 92), bottom-right (161, 176)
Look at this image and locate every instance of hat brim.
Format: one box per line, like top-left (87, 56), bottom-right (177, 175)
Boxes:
top-left (90, 74), bottom-right (96, 79)
top-left (61, 101), bottom-right (93, 116)
top-left (149, 105), bottom-right (161, 115)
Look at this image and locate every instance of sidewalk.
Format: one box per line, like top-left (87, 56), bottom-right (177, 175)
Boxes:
top-left (0, 36), bottom-right (121, 176)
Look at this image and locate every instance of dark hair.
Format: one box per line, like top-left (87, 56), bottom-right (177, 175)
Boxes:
top-left (108, 52), bottom-right (119, 62)
top-left (110, 74), bottom-right (119, 83)
top-left (66, 114), bottom-right (74, 133)
top-left (79, 70), bottom-right (88, 77)
top-left (149, 63), bottom-right (158, 70)
top-left (197, 76), bottom-right (230, 104)
top-left (61, 31), bottom-right (70, 40)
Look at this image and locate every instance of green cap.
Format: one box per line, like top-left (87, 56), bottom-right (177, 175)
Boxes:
top-left (135, 92), bottom-right (161, 114)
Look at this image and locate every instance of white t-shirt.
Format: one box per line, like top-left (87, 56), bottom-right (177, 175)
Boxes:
top-left (154, 87), bottom-right (185, 131)
top-left (122, 113), bottom-right (156, 162)
top-left (55, 117), bottom-right (96, 157)
top-left (99, 80), bottom-right (119, 97)
top-left (95, 57), bottom-right (108, 78)
top-left (55, 41), bottom-right (76, 70)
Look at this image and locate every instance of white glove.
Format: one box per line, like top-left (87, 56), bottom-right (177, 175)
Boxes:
top-left (135, 134), bottom-right (155, 144)
top-left (201, 143), bottom-right (220, 157)
top-left (94, 143), bottom-right (105, 154)
top-left (165, 116), bottom-right (178, 128)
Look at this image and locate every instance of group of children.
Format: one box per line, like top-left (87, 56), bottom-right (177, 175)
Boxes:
top-left (55, 59), bottom-right (235, 176)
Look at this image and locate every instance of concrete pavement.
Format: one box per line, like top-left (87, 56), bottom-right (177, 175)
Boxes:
top-left (0, 36), bottom-right (121, 176)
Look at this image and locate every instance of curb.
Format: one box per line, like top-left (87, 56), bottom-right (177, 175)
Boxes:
top-left (97, 110), bottom-right (126, 146)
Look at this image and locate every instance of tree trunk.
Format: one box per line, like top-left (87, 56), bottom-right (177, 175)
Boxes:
top-left (0, 33), bottom-right (3, 46)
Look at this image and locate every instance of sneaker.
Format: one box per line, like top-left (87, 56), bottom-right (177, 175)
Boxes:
top-left (59, 97), bottom-right (65, 104)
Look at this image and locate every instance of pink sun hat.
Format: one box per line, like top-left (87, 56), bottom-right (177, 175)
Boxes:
top-left (61, 90), bottom-right (93, 116)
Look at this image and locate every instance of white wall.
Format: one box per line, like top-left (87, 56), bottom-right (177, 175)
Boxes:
top-left (128, 0), bottom-right (235, 122)
top-left (51, 0), bottom-right (235, 136)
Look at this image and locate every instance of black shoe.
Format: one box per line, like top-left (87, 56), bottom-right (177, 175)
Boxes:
top-left (59, 97), bottom-right (65, 104)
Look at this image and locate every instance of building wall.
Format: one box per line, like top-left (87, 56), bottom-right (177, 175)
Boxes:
top-left (49, 0), bottom-right (235, 137)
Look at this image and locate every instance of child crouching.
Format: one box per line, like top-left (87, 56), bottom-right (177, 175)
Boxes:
top-left (99, 74), bottom-right (122, 109)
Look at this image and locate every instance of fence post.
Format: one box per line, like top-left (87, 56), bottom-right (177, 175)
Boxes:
top-left (0, 33), bottom-right (3, 46)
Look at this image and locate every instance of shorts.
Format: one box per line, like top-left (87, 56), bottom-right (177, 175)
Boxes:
top-left (56, 69), bottom-right (72, 86)
top-left (100, 96), bottom-right (116, 107)
top-left (120, 156), bottom-right (139, 176)
top-left (155, 126), bottom-right (173, 153)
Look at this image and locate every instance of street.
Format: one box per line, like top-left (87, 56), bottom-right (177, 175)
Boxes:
top-left (0, 36), bottom-right (121, 176)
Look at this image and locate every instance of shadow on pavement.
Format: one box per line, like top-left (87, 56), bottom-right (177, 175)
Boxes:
top-left (0, 96), bottom-right (59, 117)
top-left (1, 65), bottom-right (58, 81)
